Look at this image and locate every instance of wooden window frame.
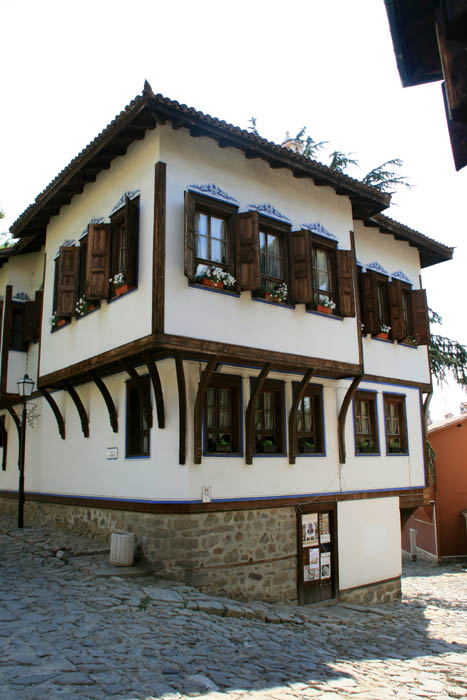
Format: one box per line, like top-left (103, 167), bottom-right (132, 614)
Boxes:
top-left (203, 374), bottom-right (242, 456)
top-left (109, 196), bottom-right (140, 298)
top-left (10, 302), bottom-right (27, 352)
top-left (252, 377), bottom-right (285, 455)
top-left (294, 383), bottom-right (324, 456)
top-left (254, 217), bottom-right (291, 301)
top-left (186, 192), bottom-right (238, 283)
top-left (125, 375), bottom-right (151, 458)
top-left (401, 284), bottom-right (414, 340)
top-left (353, 391), bottom-right (380, 455)
top-left (375, 275), bottom-right (391, 333)
top-left (309, 234), bottom-right (338, 311)
top-left (383, 393), bottom-right (408, 455)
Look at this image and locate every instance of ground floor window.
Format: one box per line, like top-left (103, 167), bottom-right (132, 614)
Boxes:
top-left (384, 393), bottom-right (408, 454)
top-left (254, 379), bottom-right (285, 454)
top-left (204, 374), bottom-right (242, 454)
top-left (126, 375), bottom-right (151, 457)
top-left (354, 391), bottom-right (379, 454)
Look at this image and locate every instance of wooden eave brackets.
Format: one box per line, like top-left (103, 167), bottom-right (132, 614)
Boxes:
top-left (38, 388), bottom-right (66, 440)
top-left (120, 359), bottom-right (153, 429)
top-left (61, 381), bottom-right (89, 438)
top-left (338, 375), bottom-right (362, 464)
top-left (142, 352), bottom-right (165, 429)
top-left (245, 362), bottom-right (271, 465)
top-left (174, 352), bottom-right (186, 465)
top-left (193, 355), bottom-right (218, 464)
top-left (289, 369), bottom-right (314, 465)
top-left (88, 370), bottom-right (118, 433)
top-left (0, 416), bottom-right (7, 470)
top-left (3, 399), bottom-right (21, 440)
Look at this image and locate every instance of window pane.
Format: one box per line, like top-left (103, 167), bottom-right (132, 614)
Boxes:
top-left (211, 217), bottom-right (226, 241)
top-left (210, 238), bottom-right (225, 263)
top-left (196, 212), bottom-right (208, 236)
top-left (195, 234), bottom-right (208, 259)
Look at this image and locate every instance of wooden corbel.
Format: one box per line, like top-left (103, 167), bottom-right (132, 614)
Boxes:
top-left (174, 352), bottom-right (186, 465)
top-left (245, 363), bottom-right (271, 465)
top-left (142, 351), bottom-right (165, 429)
top-left (3, 399), bottom-right (21, 440)
top-left (88, 371), bottom-right (118, 433)
top-left (288, 369), bottom-right (314, 465)
top-left (193, 355), bottom-right (218, 464)
top-left (39, 387), bottom-right (66, 440)
top-left (0, 417), bottom-right (7, 470)
top-left (120, 359), bottom-right (153, 429)
top-left (338, 375), bottom-right (362, 464)
top-left (61, 381), bottom-right (89, 438)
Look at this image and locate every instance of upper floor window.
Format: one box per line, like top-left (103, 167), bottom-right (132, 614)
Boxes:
top-left (204, 374), bottom-right (241, 455)
top-left (11, 303), bottom-right (27, 351)
top-left (295, 384), bottom-right (324, 454)
top-left (353, 391), bottom-right (379, 454)
top-left (384, 394), bottom-right (408, 454)
top-left (312, 241), bottom-right (337, 309)
top-left (259, 227), bottom-right (286, 296)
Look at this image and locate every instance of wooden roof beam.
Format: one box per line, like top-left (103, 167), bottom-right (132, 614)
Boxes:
top-left (39, 388), bottom-right (65, 439)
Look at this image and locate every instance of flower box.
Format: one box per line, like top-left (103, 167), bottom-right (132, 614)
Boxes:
top-left (56, 318), bottom-right (67, 328)
top-left (202, 278), bottom-right (224, 289)
top-left (316, 304), bottom-right (333, 315)
top-left (376, 332), bottom-right (389, 339)
top-left (264, 292), bottom-right (280, 302)
top-left (115, 283), bottom-right (131, 297)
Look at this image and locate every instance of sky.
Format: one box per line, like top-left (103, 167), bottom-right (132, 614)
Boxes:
top-left (1, 0), bottom-right (466, 419)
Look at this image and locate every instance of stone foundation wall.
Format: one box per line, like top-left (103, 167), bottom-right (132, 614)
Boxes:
top-left (0, 497), bottom-right (298, 603)
top-left (339, 576), bottom-right (401, 604)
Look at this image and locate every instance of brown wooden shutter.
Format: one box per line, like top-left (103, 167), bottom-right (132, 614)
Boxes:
top-left (289, 230), bottom-right (313, 304)
top-left (56, 246), bottom-right (80, 317)
top-left (33, 291), bottom-right (43, 342)
top-left (388, 280), bottom-right (406, 341)
top-left (411, 289), bottom-right (430, 346)
top-left (235, 211), bottom-right (260, 291)
top-left (336, 250), bottom-right (355, 317)
top-left (22, 301), bottom-right (35, 343)
top-left (184, 191), bottom-right (196, 281)
top-left (360, 272), bottom-right (378, 334)
top-left (85, 223), bottom-right (111, 300)
top-left (123, 196), bottom-right (139, 287)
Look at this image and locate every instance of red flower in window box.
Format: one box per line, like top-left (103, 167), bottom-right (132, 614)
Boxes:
top-left (115, 283), bottom-right (131, 297)
top-left (376, 332), bottom-right (389, 339)
top-left (56, 318), bottom-right (67, 328)
top-left (202, 278), bottom-right (224, 289)
top-left (377, 325), bottom-right (391, 339)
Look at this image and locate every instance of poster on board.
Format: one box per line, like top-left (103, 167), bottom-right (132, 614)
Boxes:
top-left (320, 551), bottom-right (331, 579)
top-left (302, 514), bottom-right (319, 547)
top-left (319, 513), bottom-right (331, 544)
top-left (304, 547), bottom-right (320, 581)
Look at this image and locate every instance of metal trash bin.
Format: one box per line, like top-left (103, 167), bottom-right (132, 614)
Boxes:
top-left (110, 531), bottom-right (136, 566)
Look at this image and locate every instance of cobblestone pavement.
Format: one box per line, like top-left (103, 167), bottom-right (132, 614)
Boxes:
top-left (0, 519), bottom-right (466, 700)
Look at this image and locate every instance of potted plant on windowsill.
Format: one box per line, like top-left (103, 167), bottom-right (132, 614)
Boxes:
top-left (215, 437), bottom-right (231, 453)
top-left (359, 439), bottom-right (374, 454)
top-left (51, 313), bottom-right (66, 330)
top-left (316, 298), bottom-right (336, 315)
top-left (263, 282), bottom-right (288, 304)
top-left (198, 266), bottom-right (236, 290)
top-left (301, 440), bottom-right (317, 453)
top-left (377, 324), bottom-right (391, 339)
top-left (75, 295), bottom-right (96, 317)
top-left (262, 439), bottom-right (276, 453)
top-left (110, 272), bottom-right (131, 297)
top-left (388, 439), bottom-right (401, 453)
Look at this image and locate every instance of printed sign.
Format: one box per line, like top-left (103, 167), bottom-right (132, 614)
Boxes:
top-left (320, 552), bottom-right (331, 579)
top-left (319, 513), bottom-right (331, 544)
top-left (302, 513), bottom-right (319, 547)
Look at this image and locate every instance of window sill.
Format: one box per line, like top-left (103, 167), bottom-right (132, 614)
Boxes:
top-left (295, 452), bottom-right (326, 458)
top-left (189, 282), bottom-right (239, 298)
top-left (397, 341), bottom-right (418, 350)
top-left (306, 308), bottom-right (343, 321)
top-left (252, 296), bottom-right (294, 311)
top-left (51, 320), bottom-right (71, 333)
top-left (386, 452), bottom-right (409, 457)
top-left (125, 455), bottom-right (151, 460)
top-left (252, 452), bottom-right (287, 458)
top-left (107, 286), bottom-right (138, 303)
top-left (355, 452), bottom-right (381, 457)
top-left (204, 452), bottom-right (243, 458)
top-left (373, 336), bottom-right (393, 343)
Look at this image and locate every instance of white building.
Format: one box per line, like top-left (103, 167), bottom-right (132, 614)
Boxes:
top-left (0, 83), bottom-right (453, 604)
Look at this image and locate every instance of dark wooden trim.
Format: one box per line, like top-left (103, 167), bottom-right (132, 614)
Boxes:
top-left (0, 286), bottom-right (13, 397)
top-left (245, 362), bottom-right (271, 465)
top-left (39, 388), bottom-right (66, 439)
top-left (3, 398), bottom-right (21, 440)
top-left (174, 351), bottom-right (186, 465)
top-left (120, 359), bottom-right (153, 429)
top-left (350, 230), bottom-right (363, 367)
top-left (61, 381), bottom-right (89, 438)
top-left (194, 355), bottom-right (218, 464)
top-left (0, 416), bottom-right (7, 470)
top-left (0, 486), bottom-right (426, 514)
top-left (142, 351), bottom-right (165, 429)
top-left (362, 373), bottom-right (431, 393)
top-left (153, 161), bottom-right (166, 334)
top-left (38, 334), bottom-right (156, 387)
top-left (288, 369), bottom-right (314, 465)
top-left (296, 501), bottom-right (338, 605)
top-left (338, 375), bottom-right (362, 463)
top-left (88, 370), bottom-right (118, 433)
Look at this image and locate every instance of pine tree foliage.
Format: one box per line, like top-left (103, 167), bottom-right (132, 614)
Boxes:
top-left (429, 309), bottom-right (467, 389)
top-left (362, 158), bottom-right (412, 193)
top-left (329, 151), bottom-right (359, 173)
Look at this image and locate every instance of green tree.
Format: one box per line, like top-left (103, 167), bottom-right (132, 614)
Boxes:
top-left (362, 158), bottom-right (412, 193)
top-left (429, 309), bottom-right (467, 389)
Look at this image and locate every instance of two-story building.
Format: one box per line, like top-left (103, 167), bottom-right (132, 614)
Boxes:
top-left (0, 82), bottom-right (453, 604)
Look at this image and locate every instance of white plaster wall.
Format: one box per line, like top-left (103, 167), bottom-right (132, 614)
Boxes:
top-left (337, 496), bottom-right (402, 590)
top-left (39, 130), bottom-right (159, 377)
top-left (6, 351), bottom-right (27, 394)
top-left (0, 362), bottom-right (425, 504)
top-left (3, 250), bottom-right (44, 297)
top-left (354, 220), bottom-right (421, 285)
top-left (161, 125), bottom-right (360, 365)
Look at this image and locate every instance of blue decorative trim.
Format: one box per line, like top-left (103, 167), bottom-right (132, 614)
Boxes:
top-left (306, 309), bottom-right (343, 321)
top-left (248, 203), bottom-right (291, 224)
top-left (391, 270), bottom-right (412, 285)
top-left (13, 291), bottom-right (31, 302)
top-left (81, 217), bottom-right (105, 238)
top-left (252, 296), bottom-right (294, 311)
top-left (187, 183), bottom-right (239, 206)
top-left (189, 282), bottom-right (239, 298)
top-left (111, 190), bottom-right (141, 215)
top-left (356, 259), bottom-right (363, 267)
top-left (301, 222), bottom-right (338, 241)
top-left (106, 286), bottom-right (138, 304)
top-left (366, 261), bottom-right (389, 276)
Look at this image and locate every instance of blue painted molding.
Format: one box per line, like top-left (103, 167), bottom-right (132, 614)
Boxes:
top-left (187, 183), bottom-right (239, 206)
top-left (111, 189), bottom-right (141, 215)
top-left (248, 202), bottom-right (291, 224)
top-left (301, 222), bottom-right (338, 242)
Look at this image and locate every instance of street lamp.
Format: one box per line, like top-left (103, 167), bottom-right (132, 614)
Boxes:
top-left (17, 373), bottom-right (35, 529)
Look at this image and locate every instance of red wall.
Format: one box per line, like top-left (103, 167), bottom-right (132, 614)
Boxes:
top-left (401, 506), bottom-right (437, 556)
top-left (430, 420), bottom-right (467, 557)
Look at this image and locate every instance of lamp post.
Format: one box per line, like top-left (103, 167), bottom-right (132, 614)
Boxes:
top-left (17, 373), bottom-right (35, 529)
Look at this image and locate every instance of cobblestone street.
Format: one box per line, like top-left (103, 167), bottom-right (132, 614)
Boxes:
top-left (0, 520), bottom-right (466, 700)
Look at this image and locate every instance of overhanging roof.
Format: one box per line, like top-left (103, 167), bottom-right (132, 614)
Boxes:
top-left (11, 82), bottom-right (390, 240)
